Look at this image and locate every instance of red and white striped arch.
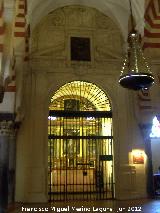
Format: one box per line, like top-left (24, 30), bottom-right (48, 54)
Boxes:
top-left (6, 0), bottom-right (29, 92)
top-left (144, 0), bottom-right (160, 48)
top-left (14, 0), bottom-right (27, 38)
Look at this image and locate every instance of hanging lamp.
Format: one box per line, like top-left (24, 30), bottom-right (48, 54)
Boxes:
top-left (119, 0), bottom-right (154, 90)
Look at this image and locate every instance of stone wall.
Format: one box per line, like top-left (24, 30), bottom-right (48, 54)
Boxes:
top-left (14, 5), bottom-right (148, 202)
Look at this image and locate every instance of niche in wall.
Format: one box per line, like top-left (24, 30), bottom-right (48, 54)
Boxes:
top-left (70, 37), bottom-right (91, 61)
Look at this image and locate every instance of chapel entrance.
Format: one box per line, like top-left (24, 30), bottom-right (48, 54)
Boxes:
top-left (48, 81), bottom-right (114, 201)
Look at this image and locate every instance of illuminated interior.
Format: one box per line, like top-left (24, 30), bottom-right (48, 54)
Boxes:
top-left (150, 116), bottom-right (160, 138)
top-left (49, 81), bottom-right (111, 111)
top-left (48, 81), bottom-right (114, 200)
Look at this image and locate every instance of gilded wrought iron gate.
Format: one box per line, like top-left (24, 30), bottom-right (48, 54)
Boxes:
top-left (48, 110), bottom-right (114, 201)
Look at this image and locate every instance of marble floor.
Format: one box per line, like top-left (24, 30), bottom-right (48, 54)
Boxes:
top-left (8, 198), bottom-right (160, 213)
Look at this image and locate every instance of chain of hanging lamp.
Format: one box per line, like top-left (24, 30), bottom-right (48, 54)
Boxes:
top-left (119, 0), bottom-right (154, 90)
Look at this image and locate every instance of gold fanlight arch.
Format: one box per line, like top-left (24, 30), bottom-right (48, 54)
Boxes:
top-left (49, 81), bottom-right (111, 111)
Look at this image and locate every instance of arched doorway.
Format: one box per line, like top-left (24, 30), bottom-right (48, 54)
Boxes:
top-left (48, 81), bottom-right (114, 201)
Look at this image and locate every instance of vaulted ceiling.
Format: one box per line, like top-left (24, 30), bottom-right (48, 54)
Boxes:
top-left (27, 0), bottom-right (145, 39)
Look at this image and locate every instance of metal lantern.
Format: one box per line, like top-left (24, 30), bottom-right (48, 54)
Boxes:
top-left (119, 1), bottom-right (154, 90)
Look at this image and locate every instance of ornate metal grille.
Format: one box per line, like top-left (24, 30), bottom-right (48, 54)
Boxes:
top-left (48, 81), bottom-right (114, 201)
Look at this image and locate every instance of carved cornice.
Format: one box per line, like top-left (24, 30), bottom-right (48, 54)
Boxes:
top-left (0, 113), bottom-right (15, 121)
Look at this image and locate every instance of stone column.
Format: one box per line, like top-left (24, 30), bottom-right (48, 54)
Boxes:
top-left (8, 129), bottom-right (16, 204)
top-left (0, 120), bottom-right (13, 213)
top-left (139, 123), bottom-right (155, 198)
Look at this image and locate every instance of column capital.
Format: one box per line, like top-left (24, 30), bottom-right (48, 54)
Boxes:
top-left (0, 120), bottom-right (14, 136)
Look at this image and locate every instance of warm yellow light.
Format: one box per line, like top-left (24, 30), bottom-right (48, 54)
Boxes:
top-left (132, 150), bottom-right (143, 157)
top-left (132, 149), bottom-right (145, 164)
top-left (102, 118), bottom-right (112, 136)
top-left (50, 81), bottom-right (111, 111)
